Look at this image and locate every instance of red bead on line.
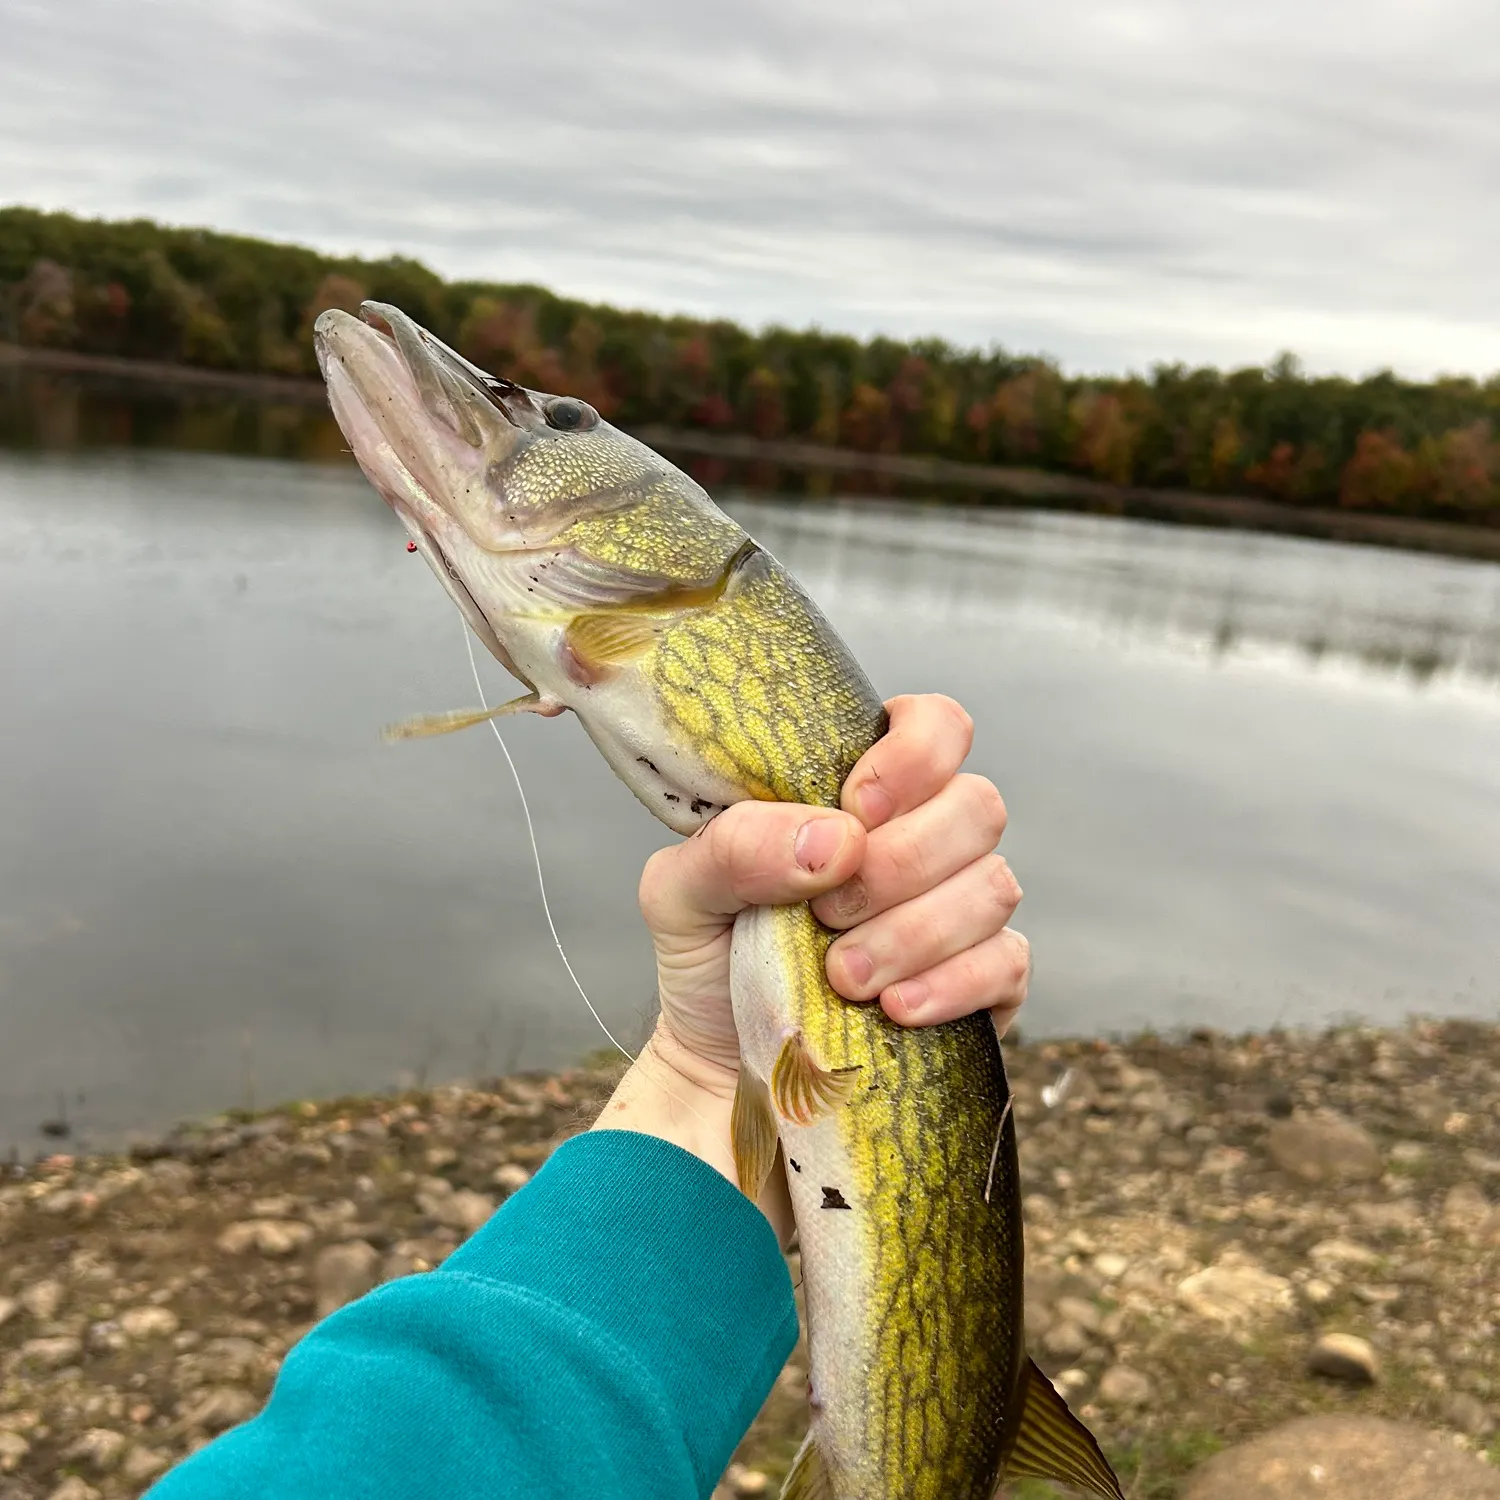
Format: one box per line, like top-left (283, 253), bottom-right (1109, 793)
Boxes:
top-left (406, 541), bottom-right (418, 552)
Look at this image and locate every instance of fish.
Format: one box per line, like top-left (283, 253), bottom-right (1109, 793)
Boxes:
top-left (313, 301), bottom-right (1125, 1500)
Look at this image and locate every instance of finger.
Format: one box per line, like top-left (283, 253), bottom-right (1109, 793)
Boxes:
top-left (825, 853), bottom-right (1021, 1001)
top-left (812, 773), bottom-right (1007, 929)
top-left (639, 801), bottom-right (865, 949)
top-left (880, 928), bottom-right (1032, 1034)
top-left (840, 694), bottom-right (974, 830)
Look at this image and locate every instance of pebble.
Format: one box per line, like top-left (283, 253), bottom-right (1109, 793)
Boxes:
top-left (173, 1385), bottom-right (261, 1434)
top-left (61, 1429), bottom-right (127, 1474)
top-left (1054, 1368), bottom-right (1091, 1399)
top-left (1443, 1184), bottom-right (1493, 1232)
top-left (315, 1240), bottom-right (381, 1318)
top-left (120, 1305), bottom-right (181, 1339)
top-left (1308, 1332), bottom-right (1380, 1385)
top-left (20, 1277), bottom-right (65, 1321)
top-left (1097, 1365), bottom-right (1152, 1407)
top-left (724, 1463), bottom-right (771, 1497)
top-left (1441, 1392), bottom-right (1496, 1438)
top-left (1091, 1252), bottom-right (1128, 1279)
top-left (19, 1334), bottom-right (84, 1371)
top-left (48, 1479), bottom-right (101, 1500)
top-left (120, 1446), bottom-right (172, 1484)
top-left (1042, 1319), bottom-right (1090, 1362)
top-left (424, 1189), bottom-right (496, 1234)
top-left (216, 1218), bottom-right (315, 1256)
top-left (1177, 1261), bottom-right (1293, 1326)
top-left (492, 1163), bottom-right (532, 1194)
top-left (0, 1431), bottom-right (31, 1474)
top-left (0, 1295), bottom-right (17, 1329)
top-left (1267, 1111), bottom-right (1383, 1184)
top-left (1054, 1296), bottom-right (1103, 1335)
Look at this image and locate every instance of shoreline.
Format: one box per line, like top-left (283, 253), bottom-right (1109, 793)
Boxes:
top-left (3, 1019), bottom-right (1499, 1497)
top-left (5, 341), bottom-right (1499, 565)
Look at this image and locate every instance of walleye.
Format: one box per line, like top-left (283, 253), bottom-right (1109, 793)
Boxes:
top-left (314, 302), bottom-right (1124, 1500)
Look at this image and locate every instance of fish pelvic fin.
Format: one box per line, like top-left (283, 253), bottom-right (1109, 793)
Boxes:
top-left (730, 1069), bottom-right (779, 1201)
top-left (779, 1436), bottom-right (833, 1500)
top-left (1001, 1358), bottom-right (1125, 1500)
top-left (380, 691), bottom-right (563, 741)
top-left (770, 1031), bottom-right (861, 1127)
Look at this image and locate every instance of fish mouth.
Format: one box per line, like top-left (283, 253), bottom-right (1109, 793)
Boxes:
top-left (314, 303), bottom-right (528, 666)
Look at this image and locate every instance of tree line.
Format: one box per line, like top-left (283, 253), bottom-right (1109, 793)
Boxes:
top-left (3, 206), bottom-right (1497, 522)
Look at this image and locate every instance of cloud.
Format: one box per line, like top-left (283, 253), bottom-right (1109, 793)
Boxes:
top-left (1, 0), bottom-right (1496, 376)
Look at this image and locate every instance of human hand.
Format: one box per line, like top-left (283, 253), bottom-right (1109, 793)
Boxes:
top-left (636, 694), bottom-right (1028, 1089)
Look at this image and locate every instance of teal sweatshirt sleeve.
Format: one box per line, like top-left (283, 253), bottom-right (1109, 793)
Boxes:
top-left (148, 1130), bottom-right (798, 1500)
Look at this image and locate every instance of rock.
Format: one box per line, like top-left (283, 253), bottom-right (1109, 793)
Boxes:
top-left (1302, 1278), bottom-right (1336, 1307)
top-left (1309, 1238), bottom-right (1379, 1269)
top-left (1097, 1365), bottom-right (1152, 1406)
top-left (424, 1146), bottom-right (458, 1170)
top-left (1441, 1393), bottom-right (1496, 1439)
top-left (174, 1385), bottom-right (261, 1434)
top-left (1054, 1296), bottom-right (1102, 1335)
top-left (0, 1432), bottom-right (30, 1475)
top-left (120, 1305), bottom-right (180, 1339)
top-left (423, 1189), bottom-right (495, 1234)
top-left (18, 1334), bottom-right (83, 1371)
top-left (1053, 1367), bottom-right (1091, 1398)
top-left (47, 1479), bottom-right (101, 1500)
top-left (216, 1218), bottom-right (314, 1257)
top-left (1041, 1320), bottom-right (1089, 1362)
top-left (724, 1464), bottom-right (771, 1497)
top-left (0, 1297), bottom-right (17, 1330)
top-left (19, 1278), bottom-right (65, 1321)
top-left (1091, 1252), bottom-right (1128, 1280)
top-left (1309, 1333), bottom-right (1380, 1384)
top-left (492, 1163), bottom-right (532, 1195)
top-left (315, 1241), bottom-right (381, 1318)
top-left (1267, 1111), bottom-right (1383, 1184)
top-left (61, 1429), bottom-right (127, 1474)
top-left (120, 1446), bottom-right (171, 1485)
top-left (1443, 1184), bottom-right (1493, 1232)
top-left (1177, 1261), bottom-right (1293, 1327)
top-left (1180, 1415), bottom-right (1500, 1499)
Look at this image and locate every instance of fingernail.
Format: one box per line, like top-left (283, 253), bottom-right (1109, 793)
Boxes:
top-left (794, 817), bottom-right (845, 873)
top-left (840, 945), bottom-right (874, 987)
top-left (888, 979), bottom-right (928, 1018)
top-left (855, 781), bottom-right (894, 828)
top-left (828, 876), bottom-right (868, 921)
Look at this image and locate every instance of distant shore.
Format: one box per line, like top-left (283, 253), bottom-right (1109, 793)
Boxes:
top-left (2, 1019), bottom-right (1498, 1497)
top-left (6, 340), bottom-right (1500, 565)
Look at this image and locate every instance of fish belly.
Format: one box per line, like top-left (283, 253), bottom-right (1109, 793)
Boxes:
top-left (730, 903), bottom-right (1023, 1500)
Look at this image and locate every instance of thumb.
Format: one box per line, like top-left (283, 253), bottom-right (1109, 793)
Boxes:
top-left (639, 802), bottom-right (866, 950)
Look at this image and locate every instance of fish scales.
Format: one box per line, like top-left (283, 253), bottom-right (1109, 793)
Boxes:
top-left (313, 299), bottom-right (1126, 1500)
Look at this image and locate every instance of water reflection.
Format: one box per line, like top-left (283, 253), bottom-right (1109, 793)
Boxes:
top-left (734, 496), bottom-right (1500, 693)
top-left (1, 434), bottom-right (1497, 1157)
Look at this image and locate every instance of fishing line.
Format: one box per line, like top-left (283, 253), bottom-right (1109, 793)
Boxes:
top-left (458, 622), bottom-right (739, 1183)
top-left (461, 622), bottom-right (636, 1065)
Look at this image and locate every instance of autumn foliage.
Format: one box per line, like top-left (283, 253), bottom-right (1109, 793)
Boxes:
top-left (3, 207), bottom-right (1498, 522)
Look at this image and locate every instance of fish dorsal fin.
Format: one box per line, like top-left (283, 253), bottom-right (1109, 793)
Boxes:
top-left (1002, 1358), bottom-right (1125, 1499)
top-left (780, 1436), bottom-right (833, 1500)
top-left (730, 1069), bottom-right (779, 1201)
top-left (563, 611), bottom-right (661, 672)
top-left (770, 1032), bottom-right (861, 1126)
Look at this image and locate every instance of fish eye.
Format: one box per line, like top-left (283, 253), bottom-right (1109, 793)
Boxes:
top-left (545, 397), bottom-right (598, 432)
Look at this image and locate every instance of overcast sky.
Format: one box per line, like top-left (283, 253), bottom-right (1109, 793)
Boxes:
top-left (1, 0), bottom-right (1496, 377)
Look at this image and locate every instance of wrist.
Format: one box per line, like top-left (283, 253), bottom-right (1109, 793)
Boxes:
top-left (592, 1022), bottom-right (739, 1183)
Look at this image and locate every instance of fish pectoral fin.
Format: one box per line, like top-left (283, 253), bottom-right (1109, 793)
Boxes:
top-left (730, 1069), bottom-right (779, 1201)
top-left (779, 1437), bottom-right (832, 1500)
top-left (563, 611), bottom-right (661, 671)
top-left (770, 1032), bottom-right (861, 1127)
top-left (380, 692), bottom-right (564, 741)
top-left (1001, 1357), bottom-right (1126, 1500)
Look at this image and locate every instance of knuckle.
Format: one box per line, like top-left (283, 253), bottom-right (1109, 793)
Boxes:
top-left (963, 774), bottom-right (1008, 842)
top-left (934, 695), bottom-right (975, 753)
top-left (883, 823), bottom-right (930, 891)
top-left (1009, 931), bottom-right (1032, 988)
top-left (637, 847), bottom-right (677, 924)
top-left (983, 854), bottom-right (1023, 912)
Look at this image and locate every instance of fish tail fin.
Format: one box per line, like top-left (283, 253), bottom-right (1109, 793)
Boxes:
top-left (1000, 1357), bottom-right (1125, 1499)
top-left (780, 1435), bottom-right (833, 1500)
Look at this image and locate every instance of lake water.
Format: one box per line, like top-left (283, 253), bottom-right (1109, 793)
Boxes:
top-left (2, 439), bottom-right (1499, 1154)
